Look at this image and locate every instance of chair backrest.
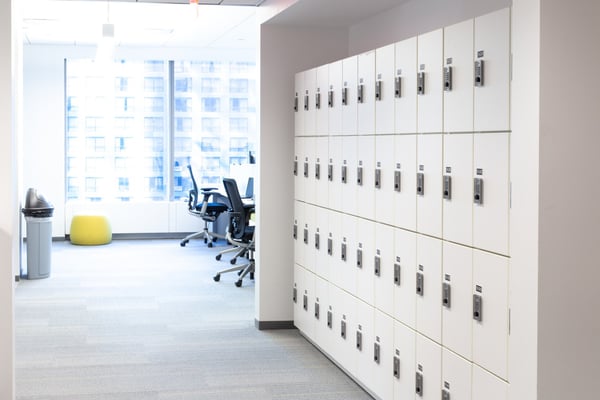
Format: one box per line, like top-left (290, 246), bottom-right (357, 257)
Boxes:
top-left (186, 165), bottom-right (199, 208)
top-left (222, 178), bottom-right (250, 240)
top-left (244, 177), bottom-right (254, 199)
top-left (187, 165), bottom-right (199, 195)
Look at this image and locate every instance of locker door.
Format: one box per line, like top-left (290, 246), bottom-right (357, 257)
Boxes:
top-left (395, 37), bottom-right (418, 134)
top-left (443, 19), bottom-right (474, 133)
top-left (374, 223), bottom-right (395, 316)
top-left (394, 134), bottom-right (417, 231)
top-left (328, 60), bottom-right (343, 135)
top-left (313, 206), bottom-right (330, 281)
top-left (442, 133), bottom-right (473, 246)
top-left (342, 56), bottom-right (358, 135)
top-left (293, 200), bottom-right (305, 268)
top-left (355, 300), bottom-right (375, 390)
top-left (393, 321), bottom-right (416, 400)
top-left (330, 285), bottom-right (358, 376)
top-left (472, 250), bottom-right (509, 380)
top-left (315, 64), bottom-right (329, 136)
top-left (304, 68), bottom-right (317, 135)
top-left (442, 242), bottom-right (473, 361)
top-left (415, 333), bottom-right (442, 400)
top-left (356, 218), bottom-right (375, 306)
top-left (314, 276), bottom-right (330, 352)
top-left (394, 228), bottom-right (417, 329)
top-left (294, 71), bottom-right (304, 136)
top-left (327, 210), bottom-right (342, 288)
top-left (303, 204), bottom-right (315, 273)
top-left (374, 135), bottom-right (394, 225)
top-left (328, 136), bottom-right (343, 211)
top-left (474, 8), bottom-right (510, 132)
top-left (293, 264), bottom-right (305, 331)
top-left (375, 43), bottom-right (395, 135)
top-left (472, 364), bottom-right (508, 400)
top-left (314, 137), bottom-right (329, 208)
top-left (301, 270), bottom-right (316, 341)
top-left (372, 310), bottom-right (395, 400)
top-left (417, 29), bottom-right (443, 134)
top-left (339, 215), bottom-right (357, 296)
top-left (357, 50), bottom-right (376, 135)
top-left (341, 136), bottom-right (358, 216)
top-left (357, 135), bottom-right (375, 220)
top-left (304, 136), bottom-right (315, 205)
top-left (416, 134), bottom-right (442, 238)
top-left (416, 235), bottom-right (442, 343)
top-left (442, 348), bottom-right (472, 400)
top-left (473, 133), bottom-right (509, 256)
top-left (294, 137), bottom-right (304, 201)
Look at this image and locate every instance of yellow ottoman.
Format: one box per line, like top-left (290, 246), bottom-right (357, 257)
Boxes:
top-left (70, 215), bottom-right (112, 245)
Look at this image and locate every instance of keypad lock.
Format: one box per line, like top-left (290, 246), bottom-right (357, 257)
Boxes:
top-left (303, 228), bottom-right (308, 245)
top-left (375, 80), bottom-right (382, 101)
top-left (303, 162), bottom-right (308, 178)
top-left (342, 87), bottom-right (348, 105)
top-left (356, 331), bottom-right (363, 351)
top-left (315, 163), bottom-right (320, 180)
top-left (443, 175), bottom-right (452, 200)
top-left (374, 168), bottom-right (381, 189)
top-left (356, 248), bottom-right (363, 269)
top-left (416, 272), bottom-right (424, 296)
top-left (394, 170), bottom-right (401, 192)
top-left (442, 282), bottom-right (452, 308)
top-left (393, 356), bottom-right (400, 379)
top-left (293, 160), bottom-right (298, 176)
top-left (395, 76), bottom-right (402, 98)
top-left (415, 371), bottom-right (424, 397)
top-left (374, 256), bottom-right (381, 277)
top-left (328, 164), bottom-right (333, 181)
top-left (473, 293), bottom-right (483, 322)
top-left (314, 233), bottom-right (320, 250)
top-left (327, 238), bottom-right (333, 256)
top-left (444, 66), bottom-right (453, 91)
top-left (293, 287), bottom-right (297, 303)
top-left (341, 165), bottom-right (347, 184)
top-left (293, 223), bottom-right (297, 240)
top-left (294, 95), bottom-right (298, 112)
top-left (474, 59), bottom-right (484, 87)
top-left (328, 90), bottom-right (334, 107)
top-left (474, 177), bottom-right (484, 205)
top-left (303, 294), bottom-right (308, 311)
top-left (327, 310), bottom-right (333, 329)
top-left (443, 389), bottom-right (451, 400)
top-left (357, 166), bottom-right (363, 186)
top-left (374, 342), bottom-right (381, 364)
top-left (315, 92), bottom-right (321, 109)
top-left (341, 320), bottom-right (347, 339)
top-left (394, 263), bottom-right (401, 286)
top-left (417, 72), bottom-right (425, 95)
top-left (416, 172), bottom-right (425, 196)
top-left (304, 94), bottom-right (309, 111)
top-left (357, 84), bottom-right (364, 103)
top-left (341, 243), bottom-right (347, 262)
top-left (314, 302), bottom-right (320, 319)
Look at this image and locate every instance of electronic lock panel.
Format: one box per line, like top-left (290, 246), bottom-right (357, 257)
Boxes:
top-left (416, 234), bottom-right (442, 343)
top-left (315, 64), bottom-right (329, 136)
top-left (374, 135), bottom-right (395, 225)
top-left (416, 134), bottom-right (443, 238)
top-left (442, 348), bottom-right (473, 400)
top-left (328, 60), bottom-right (344, 135)
top-left (357, 51), bottom-right (375, 135)
top-left (303, 68), bottom-right (317, 135)
top-left (393, 228), bottom-right (417, 329)
top-left (394, 134), bottom-right (417, 231)
top-left (375, 43), bottom-right (395, 134)
top-left (357, 135), bottom-right (375, 220)
top-left (395, 37), bottom-right (418, 134)
top-left (294, 71), bottom-right (305, 136)
top-left (417, 29), bottom-right (443, 133)
top-left (342, 55), bottom-right (358, 135)
top-left (355, 218), bottom-right (375, 306)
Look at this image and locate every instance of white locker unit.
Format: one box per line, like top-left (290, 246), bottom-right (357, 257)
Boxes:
top-left (472, 364), bottom-right (508, 400)
top-left (442, 133), bottom-right (474, 246)
top-left (357, 50), bottom-right (376, 135)
top-left (328, 60), bottom-right (343, 135)
top-left (356, 217), bottom-right (375, 306)
top-left (313, 275), bottom-right (330, 353)
top-left (328, 136), bottom-right (343, 211)
top-left (442, 241), bottom-right (473, 361)
top-left (395, 37), bottom-right (418, 134)
top-left (355, 300), bottom-right (375, 391)
top-left (442, 348), bottom-right (473, 400)
top-left (416, 133), bottom-right (443, 238)
top-left (371, 310), bottom-right (395, 400)
top-left (314, 137), bottom-right (329, 208)
top-left (472, 249), bottom-right (509, 380)
top-left (394, 134), bottom-right (417, 231)
top-left (330, 285), bottom-right (358, 377)
top-left (374, 223), bottom-right (395, 316)
top-left (393, 321), bottom-right (416, 400)
top-left (416, 234), bottom-right (442, 343)
top-left (293, 200), bottom-right (305, 268)
top-left (313, 206), bottom-right (330, 281)
top-left (393, 228), bottom-right (417, 329)
top-left (342, 56), bottom-right (358, 135)
top-left (356, 135), bottom-right (375, 220)
top-left (327, 210), bottom-right (342, 289)
top-left (303, 204), bottom-right (316, 273)
top-left (375, 44), bottom-right (395, 135)
top-left (294, 71), bottom-right (305, 136)
top-left (294, 137), bottom-right (304, 201)
top-left (293, 265), bottom-right (315, 340)
top-left (374, 135), bottom-right (395, 225)
top-left (473, 8), bottom-right (510, 133)
top-left (417, 29), bottom-right (443, 134)
top-left (304, 68), bottom-right (317, 135)
top-left (415, 333), bottom-right (442, 400)
top-left (443, 18), bottom-right (474, 133)
top-left (303, 136), bottom-right (316, 206)
top-left (341, 136), bottom-right (358, 216)
top-left (315, 64), bottom-right (329, 136)
top-left (473, 132), bottom-right (510, 256)
top-left (338, 215), bottom-right (357, 295)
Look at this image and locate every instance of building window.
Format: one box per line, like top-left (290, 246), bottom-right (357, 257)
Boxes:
top-left (144, 77), bottom-right (164, 92)
top-left (200, 137), bottom-right (220, 152)
top-left (229, 78), bottom-right (248, 93)
top-left (175, 117), bottom-right (192, 133)
top-left (229, 137), bottom-right (248, 153)
top-left (230, 98), bottom-right (248, 113)
top-left (229, 117), bottom-right (248, 133)
top-left (115, 97), bottom-right (135, 113)
top-left (144, 97), bottom-right (165, 113)
top-left (201, 78), bottom-right (220, 93)
top-left (201, 118), bottom-right (221, 134)
top-left (175, 77), bottom-right (191, 92)
top-left (175, 97), bottom-right (192, 112)
top-left (201, 97), bottom-right (220, 112)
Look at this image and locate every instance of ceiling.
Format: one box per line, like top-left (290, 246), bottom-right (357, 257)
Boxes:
top-left (22, 0), bottom-right (263, 48)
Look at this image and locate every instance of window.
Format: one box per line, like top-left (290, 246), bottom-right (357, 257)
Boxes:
top-left (201, 118), bottom-right (220, 134)
top-left (115, 97), bottom-right (135, 113)
top-left (229, 79), bottom-right (248, 93)
top-left (201, 78), bottom-right (220, 93)
top-left (144, 117), bottom-right (164, 135)
top-left (145, 97), bottom-right (165, 113)
top-left (144, 60), bottom-right (165, 72)
top-left (144, 77), bottom-right (164, 92)
top-left (174, 137), bottom-right (192, 153)
top-left (230, 98), bottom-right (248, 113)
top-left (199, 61), bottom-right (221, 73)
top-left (114, 117), bottom-right (134, 132)
top-left (175, 77), bottom-right (191, 92)
top-left (229, 137), bottom-right (248, 153)
top-left (115, 77), bottom-right (130, 92)
top-left (175, 117), bottom-right (192, 133)
top-left (229, 117), bottom-right (248, 133)
top-left (86, 137), bottom-right (105, 153)
top-left (200, 137), bottom-right (220, 152)
top-left (175, 97), bottom-right (191, 112)
top-left (85, 117), bottom-right (104, 133)
top-left (201, 97), bottom-right (220, 112)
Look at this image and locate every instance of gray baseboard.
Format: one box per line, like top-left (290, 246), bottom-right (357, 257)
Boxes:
top-left (255, 319), bottom-right (295, 330)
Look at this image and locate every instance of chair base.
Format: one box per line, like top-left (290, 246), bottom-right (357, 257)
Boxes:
top-left (180, 227), bottom-right (225, 247)
top-left (213, 252), bottom-right (254, 287)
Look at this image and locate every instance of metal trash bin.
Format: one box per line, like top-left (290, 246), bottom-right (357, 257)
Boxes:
top-left (21, 188), bottom-right (54, 279)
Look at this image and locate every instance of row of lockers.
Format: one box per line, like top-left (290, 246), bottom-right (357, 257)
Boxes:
top-left (293, 201), bottom-right (509, 381)
top-left (293, 264), bottom-right (508, 400)
top-left (294, 8), bottom-right (510, 137)
top-left (294, 132), bottom-right (509, 256)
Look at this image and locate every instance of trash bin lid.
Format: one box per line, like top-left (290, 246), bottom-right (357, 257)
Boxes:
top-left (22, 188), bottom-right (54, 217)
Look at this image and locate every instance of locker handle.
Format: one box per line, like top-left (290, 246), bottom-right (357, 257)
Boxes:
top-left (293, 160), bottom-right (298, 176)
top-left (315, 163), bottom-right (320, 180)
top-left (473, 293), bottom-right (483, 322)
top-left (327, 238), bottom-right (333, 256)
top-left (357, 84), bottom-right (364, 103)
top-left (303, 162), bottom-right (309, 178)
top-left (303, 228), bottom-right (308, 245)
top-left (417, 72), bottom-right (425, 95)
top-left (294, 95), bottom-right (298, 112)
top-left (314, 233), bottom-right (320, 250)
top-left (393, 356), bottom-right (400, 379)
top-left (395, 76), bottom-right (401, 98)
top-left (415, 371), bottom-right (424, 397)
top-left (303, 294), bottom-right (308, 311)
top-left (328, 164), bottom-right (333, 182)
top-left (293, 224), bottom-right (297, 240)
top-left (373, 342), bottom-right (381, 364)
top-left (304, 94), bottom-right (309, 111)
top-left (444, 66), bottom-right (453, 92)
top-left (341, 320), bottom-right (347, 339)
top-left (341, 165), bottom-right (347, 184)
top-left (357, 166), bottom-right (363, 186)
top-left (416, 172), bottom-right (425, 196)
top-left (416, 272), bottom-right (424, 296)
top-left (328, 90), bottom-right (334, 108)
top-left (342, 87), bottom-right (348, 106)
top-left (394, 170), bottom-right (401, 192)
top-left (292, 287), bottom-right (297, 303)
top-left (327, 310), bottom-right (332, 329)
top-left (474, 59), bottom-right (485, 87)
top-left (314, 302), bottom-right (320, 319)
top-left (374, 168), bottom-right (381, 189)
top-left (442, 282), bottom-right (451, 308)
top-left (341, 243), bottom-right (347, 262)
top-left (375, 80), bottom-right (382, 101)
top-left (394, 263), bottom-right (401, 286)
top-left (374, 256), bottom-right (381, 277)
top-left (356, 248), bottom-right (363, 269)
top-left (315, 92), bottom-right (321, 110)
top-left (443, 175), bottom-right (452, 200)
top-left (474, 177), bottom-right (484, 205)
top-left (356, 331), bottom-right (362, 351)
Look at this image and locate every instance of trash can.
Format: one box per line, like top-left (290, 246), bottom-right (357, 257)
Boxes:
top-left (21, 188), bottom-right (54, 279)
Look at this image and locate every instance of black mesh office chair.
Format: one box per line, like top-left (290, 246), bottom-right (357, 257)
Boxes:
top-left (213, 178), bottom-right (255, 287)
top-left (180, 165), bottom-right (229, 248)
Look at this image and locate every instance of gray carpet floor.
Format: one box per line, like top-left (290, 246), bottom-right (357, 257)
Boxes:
top-left (15, 239), bottom-right (371, 400)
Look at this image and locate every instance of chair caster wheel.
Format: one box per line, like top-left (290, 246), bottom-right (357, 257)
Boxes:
top-left (204, 238), bottom-right (208, 244)
top-left (180, 241), bottom-right (187, 247)
top-left (213, 274), bottom-right (221, 282)
top-left (235, 280), bottom-right (242, 287)
top-left (230, 258), bottom-right (237, 265)
top-left (208, 242), bottom-right (213, 248)
top-left (215, 254), bottom-right (222, 261)
top-left (212, 237), bottom-right (218, 242)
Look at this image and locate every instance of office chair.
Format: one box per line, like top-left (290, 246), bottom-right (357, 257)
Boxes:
top-left (213, 178), bottom-right (255, 287)
top-left (180, 165), bottom-right (229, 248)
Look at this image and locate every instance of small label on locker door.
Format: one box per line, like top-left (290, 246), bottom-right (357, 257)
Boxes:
top-left (375, 80), bottom-right (382, 101)
top-left (416, 172), bottom-right (425, 196)
top-left (474, 59), bottom-right (485, 87)
top-left (474, 177), bottom-right (484, 205)
top-left (374, 342), bottom-right (381, 364)
top-left (315, 92), bottom-right (321, 109)
top-left (357, 84), bottom-right (364, 103)
top-left (393, 356), bottom-right (400, 379)
top-left (394, 170), bottom-right (401, 192)
top-left (375, 168), bottom-right (381, 189)
top-left (415, 371), bottom-right (424, 397)
top-left (293, 160), bottom-right (298, 176)
top-left (395, 76), bottom-right (402, 98)
top-left (341, 242), bottom-right (347, 262)
top-left (341, 165), bottom-right (347, 184)
top-left (304, 94), bottom-right (309, 111)
top-left (315, 233), bottom-right (320, 250)
top-left (374, 255), bottom-right (381, 277)
top-left (443, 175), bottom-right (452, 200)
top-left (417, 72), bottom-right (425, 95)
top-left (303, 294), bottom-right (308, 311)
top-left (356, 248), bottom-right (363, 268)
top-left (327, 238), bottom-right (333, 256)
top-left (303, 162), bottom-right (309, 178)
top-left (394, 263), bottom-right (401, 286)
top-left (356, 331), bottom-right (363, 351)
top-left (328, 164), bottom-right (333, 181)
top-left (303, 228), bottom-right (308, 245)
top-left (294, 95), bottom-right (298, 112)
top-left (314, 302), bottom-right (320, 319)
top-left (293, 287), bottom-right (297, 303)
top-left (342, 87), bottom-right (348, 105)
top-left (327, 310), bottom-right (333, 328)
top-left (315, 163), bottom-right (320, 180)
top-left (442, 282), bottom-right (452, 308)
top-left (416, 271), bottom-right (424, 296)
top-left (357, 166), bottom-right (363, 186)
top-left (473, 293), bottom-right (483, 322)
top-left (328, 90), bottom-right (334, 107)
top-left (341, 320), bottom-right (347, 339)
